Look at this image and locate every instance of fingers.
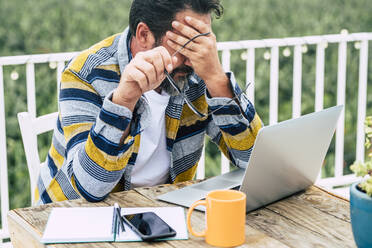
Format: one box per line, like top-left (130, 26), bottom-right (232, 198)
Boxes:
top-left (166, 31), bottom-right (199, 52)
top-left (166, 39), bottom-right (195, 59)
top-left (171, 16), bottom-right (211, 40)
top-left (128, 65), bottom-right (148, 94)
top-left (122, 46), bottom-right (176, 95)
top-left (184, 16), bottom-right (210, 34)
top-left (152, 46), bottom-right (174, 72)
top-left (134, 60), bottom-right (157, 87)
top-left (171, 21), bottom-right (199, 40)
top-left (167, 16), bottom-right (215, 59)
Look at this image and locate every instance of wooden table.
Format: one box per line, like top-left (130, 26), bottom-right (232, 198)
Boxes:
top-left (8, 181), bottom-right (356, 247)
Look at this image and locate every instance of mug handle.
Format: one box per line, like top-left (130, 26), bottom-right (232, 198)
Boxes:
top-left (187, 200), bottom-right (207, 237)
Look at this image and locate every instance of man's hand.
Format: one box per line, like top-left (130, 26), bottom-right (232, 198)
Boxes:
top-left (166, 16), bottom-right (233, 98)
top-left (113, 46), bottom-right (176, 111)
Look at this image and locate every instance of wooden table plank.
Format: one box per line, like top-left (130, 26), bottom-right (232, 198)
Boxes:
top-left (135, 183), bottom-right (290, 248)
top-left (8, 183), bottom-right (354, 248)
top-left (247, 208), bottom-right (348, 248)
top-left (135, 184), bottom-right (355, 248)
top-left (8, 191), bottom-right (173, 248)
top-left (265, 191), bottom-right (353, 245)
top-left (304, 186), bottom-right (350, 222)
top-left (246, 187), bottom-right (355, 248)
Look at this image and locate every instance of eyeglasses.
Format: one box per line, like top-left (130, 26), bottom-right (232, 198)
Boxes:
top-left (164, 32), bottom-right (251, 118)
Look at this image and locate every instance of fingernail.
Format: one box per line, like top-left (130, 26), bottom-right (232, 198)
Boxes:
top-left (185, 16), bottom-right (191, 22)
top-left (172, 21), bottom-right (179, 27)
top-left (167, 64), bottom-right (173, 71)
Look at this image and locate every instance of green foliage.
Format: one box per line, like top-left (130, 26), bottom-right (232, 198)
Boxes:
top-left (351, 117), bottom-right (372, 196)
top-left (1, 0), bottom-right (372, 210)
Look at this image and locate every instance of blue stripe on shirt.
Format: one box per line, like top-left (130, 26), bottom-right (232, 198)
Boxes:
top-left (60, 88), bottom-right (103, 108)
top-left (90, 128), bottom-right (134, 156)
top-left (86, 68), bottom-right (120, 84)
top-left (56, 116), bottom-right (63, 133)
top-left (99, 108), bottom-right (131, 131)
top-left (219, 122), bottom-right (248, 136)
top-left (74, 175), bottom-right (106, 202)
top-left (243, 103), bottom-right (256, 123)
top-left (46, 154), bottom-right (58, 178)
top-left (79, 150), bottom-right (123, 183)
top-left (66, 131), bottom-right (89, 153)
top-left (209, 104), bottom-right (241, 116)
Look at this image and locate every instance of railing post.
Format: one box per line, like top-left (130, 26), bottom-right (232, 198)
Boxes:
top-left (270, 46), bottom-right (279, 125)
top-left (57, 61), bottom-right (65, 103)
top-left (246, 48), bottom-right (255, 103)
top-left (315, 42), bottom-right (325, 112)
top-left (0, 66), bottom-right (10, 237)
top-left (356, 40), bottom-right (368, 162)
top-left (26, 63), bottom-right (36, 117)
top-left (335, 40), bottom-right (347, 178)
top-left (221, 50), bottom-right (231, 174)
top-left (196, 143), bottom-right (206, 179)
top-left (292, 45), bottom-right (302, 118)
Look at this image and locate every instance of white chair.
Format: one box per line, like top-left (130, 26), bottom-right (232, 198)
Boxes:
top-left (17, 111), bottom-right (58, 205)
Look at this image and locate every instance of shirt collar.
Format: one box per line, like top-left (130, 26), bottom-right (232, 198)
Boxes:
top-left (117, 27), bottom-right (132, 75)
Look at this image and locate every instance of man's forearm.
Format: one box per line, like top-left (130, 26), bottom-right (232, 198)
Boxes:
top-left (204, 71), bottom-right (234, 98)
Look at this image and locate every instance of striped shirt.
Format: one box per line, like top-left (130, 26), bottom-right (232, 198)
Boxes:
top-left (35, 28), bottom-right (263, 205)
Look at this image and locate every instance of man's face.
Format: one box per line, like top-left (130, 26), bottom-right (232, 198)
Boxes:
top-left (158, 9), bottom-right (212, 96)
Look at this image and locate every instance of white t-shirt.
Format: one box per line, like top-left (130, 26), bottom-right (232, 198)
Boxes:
top-left (130, 90), bottom-right (171, 188)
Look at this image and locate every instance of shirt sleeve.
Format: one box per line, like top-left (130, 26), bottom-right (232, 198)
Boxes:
top-left (205, 72), bottom-right (263, 168)
top-left (57, 68), bottom-right (147, 202)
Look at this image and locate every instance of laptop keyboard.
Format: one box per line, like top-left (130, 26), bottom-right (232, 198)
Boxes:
top-left (191, 179), bottom-right (238, 191)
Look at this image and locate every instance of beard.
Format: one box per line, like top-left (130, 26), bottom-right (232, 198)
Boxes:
top-left (161, 66), bottom-right (194, 96)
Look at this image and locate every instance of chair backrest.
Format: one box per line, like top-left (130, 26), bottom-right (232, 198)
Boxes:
top-left (17, 111), bottom-right (58, 205)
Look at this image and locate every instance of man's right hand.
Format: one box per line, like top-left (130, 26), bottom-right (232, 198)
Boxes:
top-left (112, 46), bottom-right (176, 111)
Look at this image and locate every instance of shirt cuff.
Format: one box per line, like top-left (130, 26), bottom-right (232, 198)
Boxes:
top-left (92, 90), bottom-right (133, 145)
top-left (92, 90), bottom-right (151, 148)
top-left (206, 72), bottom-right (256, 126)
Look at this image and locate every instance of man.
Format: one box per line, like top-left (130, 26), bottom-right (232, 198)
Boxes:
top-left (35, 0), bottom-right (262, 205)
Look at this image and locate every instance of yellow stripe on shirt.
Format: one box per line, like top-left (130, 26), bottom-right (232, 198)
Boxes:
top-left (173, 163), bottom-right (198, 183)
top-left (220, 114), bottom-right (262, 151)
top-left (63, 123), bottom-right (93, 142)
top-left (165, 116), bottom-right (180, 141)
top-left (85, 135), bottom-right (132, 171)
top-left (61, 69), bottom-right (96, 92)
top-left (47, 178), bottom-right (68, 202)
top-left (49, 144), bottom-right (64, 169)
top-left (180, 95), bottom-right (208, 126)
top-left (96, 64), bottom-right (121, 74)
top-left (69, 34), bottom-right (120, 73)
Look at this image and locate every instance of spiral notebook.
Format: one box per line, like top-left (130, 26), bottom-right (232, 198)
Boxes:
top-left (41, 206), bottom-right (188, 244)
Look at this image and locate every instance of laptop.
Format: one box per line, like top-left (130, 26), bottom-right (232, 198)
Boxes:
top-left (157, 105), bottom-right (343, 212)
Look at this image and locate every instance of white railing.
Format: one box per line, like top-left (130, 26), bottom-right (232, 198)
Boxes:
top-left (0, 32), bottom-right (370, 241)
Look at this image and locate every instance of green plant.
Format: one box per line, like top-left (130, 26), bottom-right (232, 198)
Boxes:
top-left (350, 116), bottom-right (372, 196)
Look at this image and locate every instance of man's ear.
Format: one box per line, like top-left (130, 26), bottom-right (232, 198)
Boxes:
top-left (135, 22), bottom-right (156, 49)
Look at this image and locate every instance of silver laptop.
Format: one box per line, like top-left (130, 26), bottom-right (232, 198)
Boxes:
top-left (157, 105), bottom-right (343, 212)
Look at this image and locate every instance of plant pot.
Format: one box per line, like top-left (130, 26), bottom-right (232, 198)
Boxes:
top-left (350, 182), bottom-right (372, 248)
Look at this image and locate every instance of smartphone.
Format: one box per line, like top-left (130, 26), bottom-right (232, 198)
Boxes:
top-left (122, 211), bottom-right (177, 241)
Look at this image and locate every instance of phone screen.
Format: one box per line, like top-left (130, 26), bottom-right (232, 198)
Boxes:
top-left (123, 212), bottom-right (176, 240)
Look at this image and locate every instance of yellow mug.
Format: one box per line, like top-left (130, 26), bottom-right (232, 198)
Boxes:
top-left (187, 190), bottom-right (246, 247)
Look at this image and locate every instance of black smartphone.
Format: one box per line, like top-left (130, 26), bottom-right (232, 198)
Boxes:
top-left (122, 211), bottom-right (177, 241)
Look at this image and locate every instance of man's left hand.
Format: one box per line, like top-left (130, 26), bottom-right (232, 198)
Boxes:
top-left (166, 16), bottom-right (233, 98)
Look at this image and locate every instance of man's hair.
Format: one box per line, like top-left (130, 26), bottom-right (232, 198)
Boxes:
top-left (129, 0), bottom-right (223, 43)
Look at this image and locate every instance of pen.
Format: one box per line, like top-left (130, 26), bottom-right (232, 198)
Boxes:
top-left (114, 202), bottom-right (126, 232)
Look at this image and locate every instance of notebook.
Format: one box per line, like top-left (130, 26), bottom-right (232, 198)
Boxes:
top-left (41, 206), bottom-right (188, 244)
